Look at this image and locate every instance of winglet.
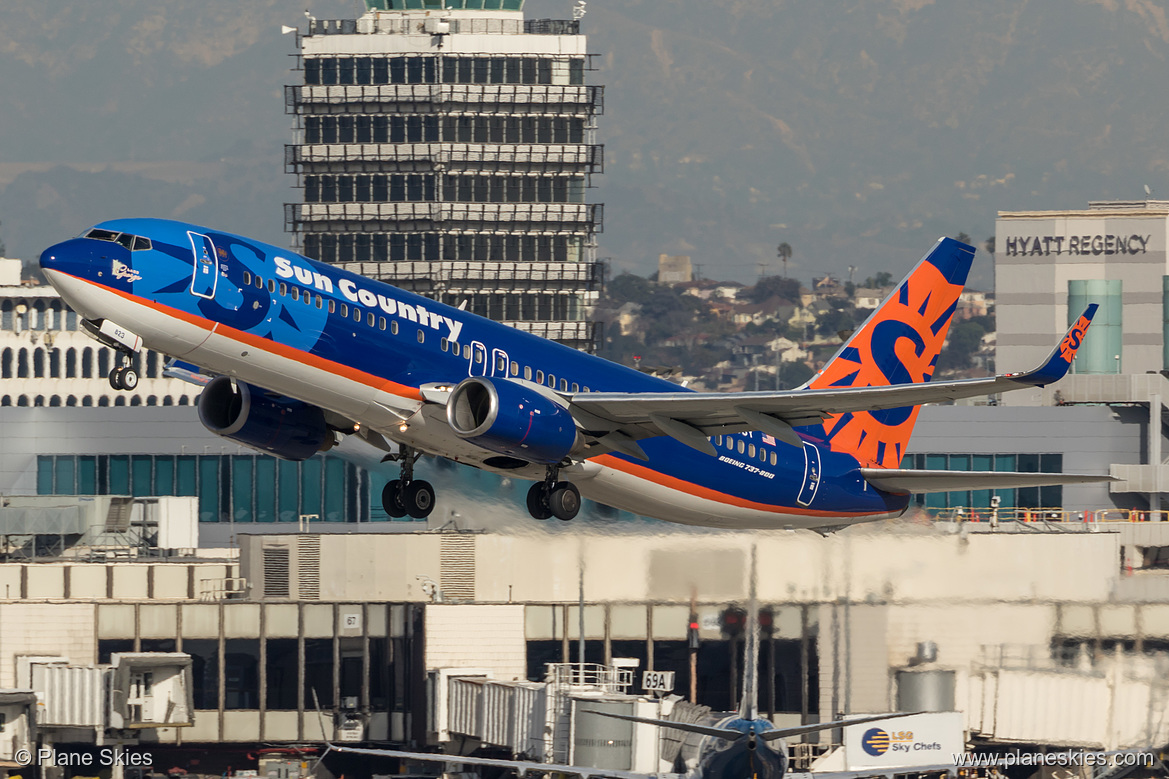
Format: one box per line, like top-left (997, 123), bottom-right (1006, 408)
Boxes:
top-left (1008, 304), bottom-right (1098, 387)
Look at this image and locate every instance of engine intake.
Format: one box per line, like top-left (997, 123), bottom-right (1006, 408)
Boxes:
top-left (198, 376), bottom-right (331, 461)
top-left (446, 377), bottom-right (577, 465)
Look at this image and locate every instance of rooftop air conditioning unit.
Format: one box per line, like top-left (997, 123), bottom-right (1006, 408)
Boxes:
top-left (424, 17), bottom-right (451, 35)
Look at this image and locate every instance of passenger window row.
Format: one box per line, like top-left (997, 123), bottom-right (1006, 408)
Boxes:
top-left (713, 434), bottom-right (780, 467)
top-left (240, 268), bottom-right (592, 392)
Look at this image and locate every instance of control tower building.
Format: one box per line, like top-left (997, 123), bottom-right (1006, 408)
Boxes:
top-left (285, 0), bottom-right (604, 352)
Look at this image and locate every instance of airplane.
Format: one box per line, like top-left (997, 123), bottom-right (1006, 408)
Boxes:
top-left (38, 218), bottom-right (1111, 529)
top-left (308, 547), bottom-right (956, 779)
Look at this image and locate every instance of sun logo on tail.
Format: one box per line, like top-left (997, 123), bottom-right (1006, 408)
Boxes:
top-left (808, 242), bottom-right (971, 468)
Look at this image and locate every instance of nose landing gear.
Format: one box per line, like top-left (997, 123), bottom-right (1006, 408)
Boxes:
top-left (108, 352), bottom-right (139, 391)
top-left (381, 445), bottom-right (435, 519)
top-left (526, 466), bottom-right (580, 521)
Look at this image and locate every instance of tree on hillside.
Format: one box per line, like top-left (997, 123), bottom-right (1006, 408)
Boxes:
top-left (746, 275), bottom-right (800, 304)
top-left (954, 231), bottom-right (972, 245)
top-left (777, 243), bottom-right (792, 278)
top-left (0, 219), bottom-right (6, 257)
top-left (937, 317), bottom-right (990, 372)
top-left (606, 272), bottom-right (653, 305)
top-left (816, 299), bottom-right (859, 338)
top-left (861, 271), bottom-right (894, 288)
top-left (984, 235), bottom-right (995, 255)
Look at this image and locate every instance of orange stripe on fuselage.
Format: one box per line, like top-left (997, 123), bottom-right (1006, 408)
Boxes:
top-left (590, 454), bottom-right (875, 518)
top-left (68, 273), bottom-right (425, 402)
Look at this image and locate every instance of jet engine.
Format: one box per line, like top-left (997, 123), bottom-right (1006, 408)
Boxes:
top-left (446, 377), bottom-right (578, 465)
top-left (198, 376), bottom-right (332, 461)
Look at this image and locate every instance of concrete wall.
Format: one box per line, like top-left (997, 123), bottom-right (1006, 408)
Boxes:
top-left (0, 602), bottom-right (95, 687)
top-left (239, 529), bottom-right (1122, 606)
top-left (426, 604), bottom-right (526, 681)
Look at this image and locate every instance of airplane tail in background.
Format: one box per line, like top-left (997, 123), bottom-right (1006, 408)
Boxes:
top-left (806, 237), bottom-right (975, 468)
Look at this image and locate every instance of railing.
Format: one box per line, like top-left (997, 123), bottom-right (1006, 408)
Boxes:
top-left (198, 577), bottom-right (249, 601)
top-left (286, 83), bottom-right (604, 113)
top-left (305, 17), bottom-right (580, 36)
top-left (929, 507), bottom-right (1165, 523)
top-left (545, 662), bottom-right (633, 693)
top-left (337, 260), bottom-right (603, 289)
top-left (286, 201), bottom-right (603, 230)
top-left (286, 142), bottom-right (603, 173)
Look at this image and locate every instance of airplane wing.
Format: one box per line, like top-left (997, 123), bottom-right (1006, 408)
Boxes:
top-left (568, 307), bottom-right (1097, 453)
top-left (859, 468), bottom-right (1115, 495)
top-left (322, 743), bottom-right (653, 779)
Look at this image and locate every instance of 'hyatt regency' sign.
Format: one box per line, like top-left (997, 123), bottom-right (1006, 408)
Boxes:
top-left (1005, 234), bottom-right (1151, 257)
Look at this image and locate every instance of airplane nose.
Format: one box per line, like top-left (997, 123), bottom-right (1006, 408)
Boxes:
top-left (38, 243), bottom-right (64, 273)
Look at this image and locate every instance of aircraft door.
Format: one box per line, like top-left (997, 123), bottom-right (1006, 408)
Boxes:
top-left (188, 231), bottom-right (219, 299)
top-left (469, 341), bottom-right (487, 377)
top-left (797, 443), bottom-right (821, 506)
top-left (490, 348), bottom-right (510, 378)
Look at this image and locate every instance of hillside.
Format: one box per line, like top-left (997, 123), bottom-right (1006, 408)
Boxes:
top-left (3, 0), bottom-right (1169, 287)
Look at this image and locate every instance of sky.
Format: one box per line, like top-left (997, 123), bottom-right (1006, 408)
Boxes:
top-left (3, 0), bottom-right (1169, 288)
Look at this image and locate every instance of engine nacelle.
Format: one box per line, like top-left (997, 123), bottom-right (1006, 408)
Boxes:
top-left (446, 377), bottom-right (578, 465)
top-left (198, 376), bottom-right (331, 461)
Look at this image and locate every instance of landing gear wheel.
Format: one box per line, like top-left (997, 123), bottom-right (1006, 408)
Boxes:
top-left (108, 368), bottom-right (124, 391)
top-left (548, 481), bottom-right (581, 521)
top-left (526, 483), bottom-right (553, 520)
top-left (119, 368), bottom-right (139, 390)
top-left (402, 480), bottom-right (435, 519)
top-left (381, 480), bottom-right (407, 518)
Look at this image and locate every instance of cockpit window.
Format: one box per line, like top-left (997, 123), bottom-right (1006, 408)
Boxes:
top-left (85, 228), bottom-right (152, 251)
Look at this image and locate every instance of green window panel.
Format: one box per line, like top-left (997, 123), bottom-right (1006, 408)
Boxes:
top-left (278, 459), bottom-right (300, 522)
top-left (54, 457), bottom-right (76, 495)
top-left (971, 454), bottom-right (994, 508)
top-left (198, 456), bottom-right (220, 523)
top-left (108, 455), bottom-right (130, 495)
top-left (155, 456), bottom-right (175, 496)
top-left (232, 456), bottom-right (254, 523)
top-left (132, 455), bottom-right (153, 497)
top-left (37, 457), bottom-right (53, 495)
top-left (301, 458), bottom-right (323, 521)
top-left (177, 456), bottom-right (197, 496)
top-left (255, 457), bottom-right (276, 523)
top-left (323, 457), bottom-right (346, 522)
top-left (78, 457), bottom-right (96, 495)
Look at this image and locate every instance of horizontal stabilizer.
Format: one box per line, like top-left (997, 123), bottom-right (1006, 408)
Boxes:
top-left (860, 468), bottom-right (1115, 495)
top-left (759, 710), bottom-right (925, 742)
top-left (584, 710), bottom-right (744, 741)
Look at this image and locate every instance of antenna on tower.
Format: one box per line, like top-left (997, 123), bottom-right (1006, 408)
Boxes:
top-left (573, 1), bottom-right (588, 20)
top-left (1145, 184), bottom-right (1154, 198)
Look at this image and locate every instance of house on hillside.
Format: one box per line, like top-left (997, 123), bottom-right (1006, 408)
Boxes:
top-left (853, 286), bottom-right (893, 309)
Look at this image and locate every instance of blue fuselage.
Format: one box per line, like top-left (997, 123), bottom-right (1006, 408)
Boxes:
top-left (39, 218), bottom-right (908, 528)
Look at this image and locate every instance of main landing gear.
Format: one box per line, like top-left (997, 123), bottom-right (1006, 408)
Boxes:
top-left (381, 444), bottom-right (435, 519)
top-left (526, 466), bottom-right (580, 521)
top-left (107, 351), bottom-right (139, 391)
